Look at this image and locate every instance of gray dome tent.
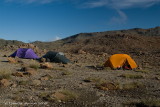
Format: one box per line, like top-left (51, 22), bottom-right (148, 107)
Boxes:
top-left (42, 51), bottom-right (70, 64)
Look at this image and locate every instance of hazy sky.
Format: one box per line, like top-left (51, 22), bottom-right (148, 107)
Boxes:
top-left (0, 0), bottom-right (160, 42)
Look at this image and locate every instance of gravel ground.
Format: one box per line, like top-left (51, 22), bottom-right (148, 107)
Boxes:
top-left (0, 51), bottom-right (160, 107)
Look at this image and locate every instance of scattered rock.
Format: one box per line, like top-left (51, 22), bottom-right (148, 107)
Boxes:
top-left (28, 44), bottom-right (35, 49)
top-left (59, 64), bottom-right (66, 67)
top-left (78, 49), bottom-right (86, 54)
top-left (0, 79), bottom-right (11, 87)
top-left (29, 96), bottom-right (33, 100)
top-left (25, 68), bottom-right (37, 75)
top-left (155, 76), bottom-right (160, 80)
top-left (102, 53), bottom-right (108, 57)
top-left (32, 80), bottom-right (41, 86)
top-left (52, 92), bottom-right (66, 101)
top-left (7, 57), bottom-right (17, 63)
top-left (40, 58), bottom-right (46, 63)
top-left (17, 59), bottom-right (24, 63)
top-left (40, 76), bottom-right (49, 81)
top-left (12, 72), bottom-right (24, 77)
top-left (3, 55), bottom-right (7, 57)
top-left (40, 62), bottom-right (53, 69)
top-left (96, 83), bottom-right (118, 91)
top-left (46, 58), bottom-right (50, 62)
top-left (20, 67), bottom-right (37, 75)
top-left (20, 67), bottom-right (28, 71)
top-left (43, 88), bottom-right (48, 90)
top-left (11, 83), bottom-right (17, 88)
top-left (43, 49), bottom-right (47, 53)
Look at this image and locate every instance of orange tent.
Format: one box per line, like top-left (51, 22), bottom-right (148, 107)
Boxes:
top-left (104, 54), bottom-right (137, 69)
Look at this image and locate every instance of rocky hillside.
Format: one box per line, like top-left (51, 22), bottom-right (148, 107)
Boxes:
top-left (32, 26), bottom-right (160, 68)
top-left (0, 39), bottom-right (23, 48)
top-left (33, 26), bottom-right (160, 54)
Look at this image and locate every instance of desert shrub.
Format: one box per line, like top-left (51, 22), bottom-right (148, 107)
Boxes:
top-left (62, 71), bottom-right (72, 76)
top-left (18, 80), bottom-right (29, 85)
top-left (119, 82), bottom-right (145, 90)
top-left (135, 69), bottom-right (150, 73)
top-left (40, 62), bottom-right (53, 69)
top-left (12, 96), bottom-right (23, 101)
top-left (58, 90), bottom-right (78, 101)
top-left (104, 67), bottom-right (112, 71)
top-left (0, 68), bottom-right (12, 80)
top-left (96, 82), bottom-right (119, 91)
top-left (84, 77), bottom-right (105, 83)
top-left (40, 90), bottom-right (78, 102)
top-left (124, 99), bottom-right (160, 107)
top-left (96, 81), bottom-right (145, 91)
top-left (52, 68), bottom-right (68, 72)
top-left (40, 74), bottom-right (53, 80)
top-left (40, 92), bottom-right (48, 97)
top-left (29, 61), bottom-right (40, 70)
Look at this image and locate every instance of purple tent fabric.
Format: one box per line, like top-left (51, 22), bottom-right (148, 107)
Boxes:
top-left (10, 48), bottom-right (39, 59)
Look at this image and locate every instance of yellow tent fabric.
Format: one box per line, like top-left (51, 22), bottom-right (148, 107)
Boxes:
top-left (104, 54), bottom-right (137, 69)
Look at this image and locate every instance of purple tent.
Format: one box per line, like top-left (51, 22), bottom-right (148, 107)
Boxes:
top-left (10, 48), bottom-right (39, 59)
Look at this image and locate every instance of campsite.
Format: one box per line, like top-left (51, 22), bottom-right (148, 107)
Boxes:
top-left (0, 27), bottom-right (160, 107)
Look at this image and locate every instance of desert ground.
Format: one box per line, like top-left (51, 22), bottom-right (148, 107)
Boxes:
top-left (0, 49), bottom-right (160, 107)
top-left (0, 27), bottom-right (160, 106)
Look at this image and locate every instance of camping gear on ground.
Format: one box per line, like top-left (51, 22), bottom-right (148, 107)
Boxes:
top-left (42, 51), bottom-right (70, 64)
top-left (10, 48), bottom-right (39, 59)
top-left (104, 54), bottom-right (137, 70)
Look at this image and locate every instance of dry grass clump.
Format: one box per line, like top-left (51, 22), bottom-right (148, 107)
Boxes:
top-left (29, 61), bottom-right (40, 70)
top-left (135, 69), bottom-right (150, 73)
top-left (62, 71), bottom-right (73, 76)
top-left (119, 82), bottom-right (145, 90)
top-left (0, 79), bottom-right (11, 87)
top-left (104, 67), bottom-right (112, 70)
top-left (18, 80), bottom-right (29, 85)
top-left (124, 99), bottom-right (160, 107)
top-left (84, 77), bottom-right (105, 83)
top-left (0, 68), bottom-right (12, 80)
top-left (12, 96), bottom-right (23, 102)
top-left (40, 62), bottom-right (53, 69)
top-left (20, 67), bottom-right (37, 76)
top-left (55, 90), bottom-right (78, 101)
top-left (40, 90), bottom-right (78, 102)
top-left (96, 82), bottom-right (119, 91)
top-left (52, 67), bottom-right (68, 72)
top-left (40, 74), bottom-right (53, 80)
top-left (156, 72), bottom-right (160, 75)
top-left (96, 81), bottom-right (145, 91)
top-left (84, 77), bottom-right (115, 91)
top-left (39, 92), bottom-right (49, 100)
top-left (155, 74), bottom-right (160, 80)
top-left (12, 72), bottom-right (24, 77)
top-left (120, 74), bottom-right (144, 79)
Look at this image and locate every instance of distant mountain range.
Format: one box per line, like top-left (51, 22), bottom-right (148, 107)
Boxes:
top-left (31, 26), bottom-right (160, 53)
top-left (0, 26), bottom-right (160, 53)
top-left (61, 26), bottom-right (160, 43)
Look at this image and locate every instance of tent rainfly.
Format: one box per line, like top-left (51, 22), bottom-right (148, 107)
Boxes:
top-left (104, 54), bottom-right (137, 69)
top-left (10, 48), bottom-right (39, 59)
top-left (42, 51), bottom-right (70, 64)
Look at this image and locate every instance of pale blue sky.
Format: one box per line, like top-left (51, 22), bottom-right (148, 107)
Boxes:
top-left (0, 0), bottom-right (160, 42)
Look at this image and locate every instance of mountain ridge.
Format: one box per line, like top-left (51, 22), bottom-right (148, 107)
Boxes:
top-left (0, 26), bottom-right (160, 53)
top-left (32, 26), bottom-right (160, 54)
